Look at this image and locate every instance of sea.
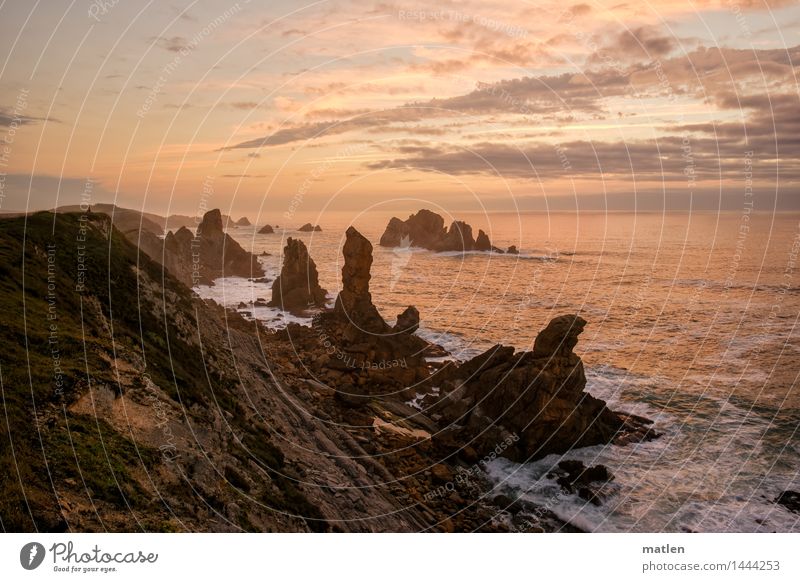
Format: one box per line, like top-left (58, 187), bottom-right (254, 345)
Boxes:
top-left (194, 210), bottom-right (800, 532)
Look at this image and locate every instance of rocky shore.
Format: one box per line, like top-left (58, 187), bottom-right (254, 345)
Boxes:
top-left (1, 208), bottom-right (658, 533)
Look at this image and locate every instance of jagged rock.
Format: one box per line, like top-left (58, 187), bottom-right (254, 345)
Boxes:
top-left (548, 460), bottom-right (615, 506)
top-left (235, 216), bottom-right (251, 227)
top-left (379, 209), bottom-right (500, 253)
top-left (475, 229), bottom-right (492, 251)
top-left (138, 209), bottom-right (264, 287)
top-left (438, 221), bottom-right (475, 252)
top-left (305, 227), bottom-right (433, 397)
top-left (393, 306), bottom-right (420, 334)
top-left (268, 238), bottom-right (327, 312)
top-left (298, 223), bottom-right (322, 232)
top-left (506, 245), bottom-right (519, 255)
top-left (430, 314), bottom-right (655, 462)
top-left (533, 314), bottom-right (586, 358)
top-left (379, 209), bottom-right (446, 249)
top-left (258, 224), bottom-right (274, 234)
top-left (334, 227), bottom-right (388, 334)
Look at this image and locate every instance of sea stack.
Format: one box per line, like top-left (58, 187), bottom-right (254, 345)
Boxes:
top-left (379, 209), bottom-right (499, 253)
top-left (334, 226), bottom-right (388, 334)
top-left (269, 237), bottom-right (327, 312)
top-left (298, 223), bottom-right (322, 232)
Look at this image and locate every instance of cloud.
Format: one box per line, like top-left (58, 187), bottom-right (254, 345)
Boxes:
top-left (153, 36), bottom-right (191, 53)
top-left (366, 127), bottom-right (800, 184)
top-left (0, 111), bottom-right (50, 127)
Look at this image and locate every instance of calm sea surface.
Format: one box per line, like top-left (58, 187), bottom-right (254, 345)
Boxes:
top-left (197, 211), bottom-right (800, 532)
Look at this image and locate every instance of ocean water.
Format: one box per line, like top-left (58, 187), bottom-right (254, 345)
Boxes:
top-left (195, 211), bottom-right (800, 532)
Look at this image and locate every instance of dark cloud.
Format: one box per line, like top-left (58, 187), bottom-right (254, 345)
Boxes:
top-left (153, 36), bottom-right (191, 53)
top-left (0, 111), bottom-right (45, 127)
top-left (367, 130), bottom-right (800, 185)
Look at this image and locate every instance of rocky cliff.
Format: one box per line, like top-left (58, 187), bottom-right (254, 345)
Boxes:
top-left (0, 211), bottom-right (656, 533)
top-left (136, 209), bottom-right (264, 286)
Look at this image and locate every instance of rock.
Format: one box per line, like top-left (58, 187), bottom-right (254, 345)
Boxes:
top-left (393, 306), bottom-right (420, 334)
top-left (268, 238), bottom-right (327, 312)
top-left (379, 209), bottom-right (446, 249)
top-left (431, 464), bottom-right (454, 484)
top-left (550, 461), bottom-right (614, 506)
top-left (138, 208), bottom-right (265, 287)
top-left (533, 314), bottom-right (586, 358)
top-left (234, 216), bottom-right (251, 227)
top-left (475, 229), bottom-right (492, 252)
top-left (431, 315), bottom-right (644, 462)
top-left (258, 224), bottom-right (274, 234)
top-left (333, 227), bottom-right (387, 333)
top-left (380, 210), bottom-right (499, 253)
top-left (437, 221), bottom-right (474, 252)
top-left (298, 223), bottom-right (322, 232)
top-left (775, 490), bottom-right (800, 514)
top-left (310, 227), bottom-right (430, 398)
top-left (506, 245), bottom-right (519, 255)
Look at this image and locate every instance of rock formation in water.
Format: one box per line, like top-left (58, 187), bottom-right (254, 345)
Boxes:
top-left (506, 245), bottom-right (519, 255)
top-left (426, 314), bottom-right (658, 462)
top-left (474, 229), bottom-right (492, 251)
top-left (379, 209), bottom-right (504, 253)
top-left (268, 237), bottom-right (328, 312)
top-left (258, 224), bottom-right (275, 234)
top-left (298, 223), bottom-right (322, 232)
top-left (299, 227), bottom-right (430, 403)
top-left (137, 208), bottom-right (264, 286)
top-left (234, 216), bottom-right (251, 227)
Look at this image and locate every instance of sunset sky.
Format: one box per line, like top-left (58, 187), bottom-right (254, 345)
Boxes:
top-left (0, 0), bottom-right (798, 219)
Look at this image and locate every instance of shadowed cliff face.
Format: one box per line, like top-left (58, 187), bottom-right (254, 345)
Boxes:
top-left (135, 209), bottom-right (264, 287)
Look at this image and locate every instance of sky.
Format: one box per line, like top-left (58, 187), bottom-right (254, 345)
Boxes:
top-left (0, 0), bottom-right (798, 221)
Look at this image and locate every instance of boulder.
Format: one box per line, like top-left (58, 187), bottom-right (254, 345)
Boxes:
top-left (506, 245), bottom-right (519, 255)
top-left (258, 224), bottom-right (274, 234)
top-left (268, 237), bottom-right (327, 312)
top-left (235, 216), bottom-right (251, 227)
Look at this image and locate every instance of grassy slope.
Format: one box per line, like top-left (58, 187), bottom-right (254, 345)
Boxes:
top-left (0, 211), bottom-right (324, 531)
